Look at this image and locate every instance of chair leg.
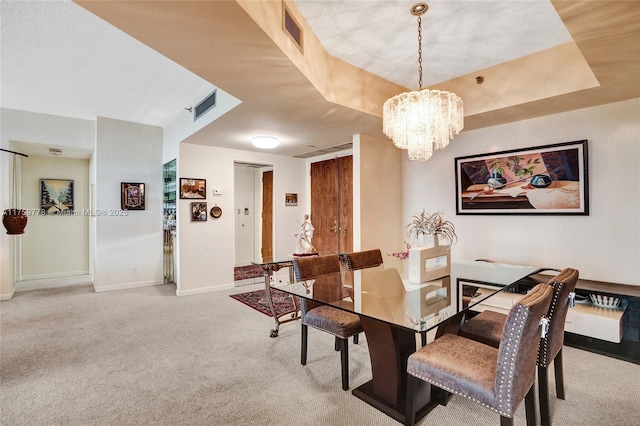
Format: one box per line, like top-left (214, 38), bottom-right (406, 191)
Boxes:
top-left (301, 324), bottom-right (308, 365)
top-left (554, 348), bottom-right (565, 400)
top-left (353, 333), bottom-right (359, 344)
top-left (404, 374), bottom-right (418, 426)
top-left (500, 416), bottom-right (514, 426)
top-left (525, 383), bottom-right (536, 426)
top-left (335, 336), bottom-right (340, 351)
top-left (538, 365), bottom-right (550, 426)
top-left (340, 338), bottom-right (349, 391)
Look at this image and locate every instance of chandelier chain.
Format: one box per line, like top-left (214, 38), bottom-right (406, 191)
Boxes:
top-left (417, 16), bottom-right (423, 90)
top-left (382, 3), bottom-right (464, 161)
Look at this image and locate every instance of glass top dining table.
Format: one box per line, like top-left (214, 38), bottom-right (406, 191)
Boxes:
top-left (275, 259), bottom-right (541, 334)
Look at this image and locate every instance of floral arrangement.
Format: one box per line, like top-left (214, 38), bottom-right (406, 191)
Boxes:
top-left (389, 241), bottom-right (411, 260)
top-left (405, 210), bottom-right (457, 245)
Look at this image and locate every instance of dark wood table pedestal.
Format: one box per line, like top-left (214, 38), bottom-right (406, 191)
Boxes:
top-left (353, 316), bottom-right (447, 423)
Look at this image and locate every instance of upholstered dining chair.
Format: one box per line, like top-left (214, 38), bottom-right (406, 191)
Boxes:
top-left (458, 268), bottom-right (579, 426)
top-left (405, 283), bottom-right (554, 426)
top-left (338, 248), bottom-right (384, 296)
top-left (337, 249), bottom-right (384, 345)
top-left (292, 255), bottom-right (363, 391)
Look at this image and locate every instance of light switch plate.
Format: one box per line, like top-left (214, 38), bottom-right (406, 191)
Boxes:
top-left (212, 187), bottom-right (222, 195)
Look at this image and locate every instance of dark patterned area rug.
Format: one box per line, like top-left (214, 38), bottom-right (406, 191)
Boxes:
top-left (229, 288), bottom-right (296, 317)
top-left (234, 264), bottom-right (264, 281)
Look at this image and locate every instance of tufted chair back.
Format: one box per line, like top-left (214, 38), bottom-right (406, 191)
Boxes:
top-left (494, 283), bottom-right (554, 417)
top-left (292, 254), bottom-right (340, 281)
top-left (339, 249), bottom-right (383, 271)
top-left (538, 268), bottom-right (579, 368)
top-left (338, 249), bottom-right (384, 293)
top-left (292, 255), bottom-right (341, 315)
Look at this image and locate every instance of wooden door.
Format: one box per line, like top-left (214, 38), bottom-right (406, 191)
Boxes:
top-left (261, 170), bottom-right (273, 261)
top-left (310, 156), bottom-right (353, 254)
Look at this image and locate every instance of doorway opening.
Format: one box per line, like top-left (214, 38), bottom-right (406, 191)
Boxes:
top-left (233, 162), bottom-right (273, 286)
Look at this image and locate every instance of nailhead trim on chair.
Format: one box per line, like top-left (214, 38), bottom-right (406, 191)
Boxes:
top-left (303, 322), bottom-right (353, 339)
top-left (292, 262), bottom-right (303, 282)
top-left (496, 305), bottom-right (526, 416)
top-left (537, 280), bottom-right (563, 367)
top-left (337, 253), bottom-right (352, 271)
top-left (407, 371), bottom-right (513, 418)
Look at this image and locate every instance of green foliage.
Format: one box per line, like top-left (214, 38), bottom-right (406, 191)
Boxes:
top-left (483, 156), bottom-right (541, 179)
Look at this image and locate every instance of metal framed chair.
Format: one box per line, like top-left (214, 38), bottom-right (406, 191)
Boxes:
top-left (405, 283), bottom-right (554, 426)
top-left (292, 255), bottom-right (363, 391)
top-left (458, 268), bottom-right (579, 426)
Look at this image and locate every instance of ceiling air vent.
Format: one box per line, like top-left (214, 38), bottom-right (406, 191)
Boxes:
top-left (283, 4), bottom-right (303, 52)
top-left (193, 89), bottom-right (217, 121)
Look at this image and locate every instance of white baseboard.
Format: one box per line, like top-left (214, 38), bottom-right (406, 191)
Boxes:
top-left (94, 279), bottom-right (164, 293)
top-left (177, 283), bottom-right (235, 296)
top-left (0, 289), bottom-right (16, 301)
top-left (21, 271), bottom-right (90, 281)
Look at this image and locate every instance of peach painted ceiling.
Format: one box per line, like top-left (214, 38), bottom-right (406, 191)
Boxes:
top-left (2, 1), bottom-right (638, 157)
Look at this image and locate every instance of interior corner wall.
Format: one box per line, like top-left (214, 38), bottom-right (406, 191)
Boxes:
top-left (355, 134), bottom-right (403, 257)
top-left (21, 156), bottom-right (90, 279)
top-left (177, 144), bottom-right (306, 295)
top-left (94, 117), bottom-right (164, 292)
top-left (402, 98), bottom-right (640, 285)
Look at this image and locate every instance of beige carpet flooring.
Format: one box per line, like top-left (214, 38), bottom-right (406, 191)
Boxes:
top-left (1, 282), bottom-right (639, 425)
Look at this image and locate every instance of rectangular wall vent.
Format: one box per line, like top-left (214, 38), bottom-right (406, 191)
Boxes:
top-left (294, 142), bottom-right (353, 159)
top-left (194, 89), bottom-right (217, 121)
top-left (283, 3), bottom-right (303, 52)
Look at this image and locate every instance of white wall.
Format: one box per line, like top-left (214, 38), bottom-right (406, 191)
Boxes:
top-left (21, 156), bottom-right (89, 279)
top-left (403, 98), bottom-right (640, 285)
top-left (94, 117), bottom-right (164, 291)
top-left (1, 108), bottom-right (95, 299)
top-left (177, 143), bottom-right (306, 295)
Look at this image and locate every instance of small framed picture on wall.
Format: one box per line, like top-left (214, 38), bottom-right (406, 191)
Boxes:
top-left (191, 202), bottom-right (207, 221)
top-left (121, 182), bottom-right (145, 210)
top-left (180, 178), bottom-right (206, 199)
top-left (285, 193), bottom-right (298, 206)
top-left (40, 179), bottom-right (74, 215)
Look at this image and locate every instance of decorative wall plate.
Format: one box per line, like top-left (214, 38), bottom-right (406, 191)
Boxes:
top-left (210, 205), bottom-right (222, 219)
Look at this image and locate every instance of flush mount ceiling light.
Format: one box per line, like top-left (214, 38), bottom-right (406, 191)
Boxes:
top-left (251, 136), bottom-right (280, 149)
top-left (382, 3), bottom-right (464, 161)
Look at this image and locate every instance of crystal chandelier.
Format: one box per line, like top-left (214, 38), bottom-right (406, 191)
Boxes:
top-left (383, 3), bottom-right (464, 161)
